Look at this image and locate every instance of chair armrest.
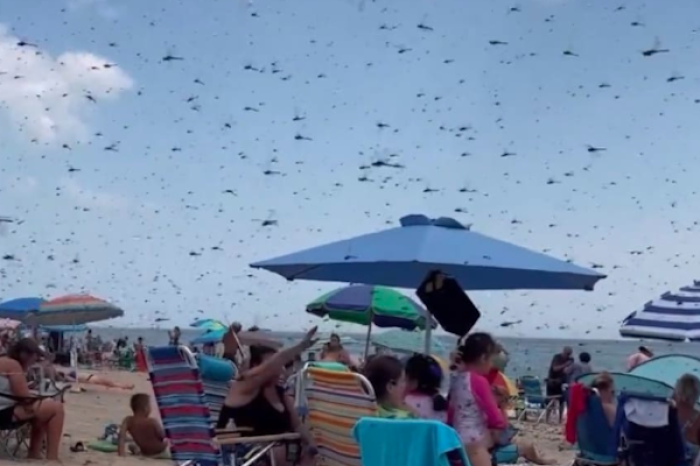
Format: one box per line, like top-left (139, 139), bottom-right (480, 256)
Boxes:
top-left (217, 432), bottom-right (301, 445)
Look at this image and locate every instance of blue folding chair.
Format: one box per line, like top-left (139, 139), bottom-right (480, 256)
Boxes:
top-left (615, 391), bottom-right (686, 466)
top-left (573, 388), bottom-right (618, 465)
top-left (516, 376), bottom-right (558, 423)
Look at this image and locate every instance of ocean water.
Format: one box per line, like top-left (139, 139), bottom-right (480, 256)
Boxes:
top-left (89, 327), bottom-right (700, 379)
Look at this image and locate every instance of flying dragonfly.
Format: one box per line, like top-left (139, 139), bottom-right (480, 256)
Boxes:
top-left (253, 210), bottom-right (279, 228)
top-left (642, 37), bottom-right (670, 57)
top-left (0, 216), bottom-right (14, 236)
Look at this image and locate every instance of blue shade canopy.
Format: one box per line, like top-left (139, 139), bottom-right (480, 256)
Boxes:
top-left (372, 329), bottom-right (445, 355)
top-left (620, 282), bottom-right (700, 341)
top-left (0, 297), bottom-right (44, 320)
top-left (251, 214), bottom-right (605, 291)
top-left (630, 354), bottom-right (700, 388)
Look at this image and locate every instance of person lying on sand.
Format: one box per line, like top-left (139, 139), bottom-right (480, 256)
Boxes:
top-left (52, 367), bottom-right (135, 390)
top-left (118, 393), bottom-right (169, 458)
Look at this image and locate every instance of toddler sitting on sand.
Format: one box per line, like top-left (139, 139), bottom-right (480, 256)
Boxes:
top-left (117, 393), bottom-right (169, 458)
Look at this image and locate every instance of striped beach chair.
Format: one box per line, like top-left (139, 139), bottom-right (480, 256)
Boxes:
top-left (147, 346), bottom-right (299, 466)
top-left (298, 366), bottom-right (377, 466)
top-left (147, 346), bottom-right (225, 465)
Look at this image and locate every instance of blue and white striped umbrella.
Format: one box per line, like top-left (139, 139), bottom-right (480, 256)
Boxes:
top-left (620, 282), bottom-right (700, 341)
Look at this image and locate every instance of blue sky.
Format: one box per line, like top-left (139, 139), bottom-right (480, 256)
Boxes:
top-left (1, 0), bottom-right (700, 338)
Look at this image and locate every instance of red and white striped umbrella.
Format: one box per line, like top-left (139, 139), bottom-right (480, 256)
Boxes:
top-left (25, 294), bottom-right (124, 326)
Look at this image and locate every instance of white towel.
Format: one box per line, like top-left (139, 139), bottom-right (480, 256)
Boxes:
top-left (624, 398), bottom-right (669, 428)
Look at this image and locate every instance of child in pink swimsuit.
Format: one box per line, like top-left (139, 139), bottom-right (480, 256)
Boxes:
top-left (449, 334), bottom-right (506, 456)
top-left (449, 333), bottom-right (554, 466)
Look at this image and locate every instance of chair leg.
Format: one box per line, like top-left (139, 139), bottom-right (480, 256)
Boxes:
top-left (241, 443), bottom-right (276, 466)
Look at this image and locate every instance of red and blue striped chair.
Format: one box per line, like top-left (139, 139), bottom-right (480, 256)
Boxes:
top-left (147, 346), bottom-right (300, 466)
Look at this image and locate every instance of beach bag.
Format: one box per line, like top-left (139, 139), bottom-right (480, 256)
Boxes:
top-left (417, 271), bottom-right (481, 337)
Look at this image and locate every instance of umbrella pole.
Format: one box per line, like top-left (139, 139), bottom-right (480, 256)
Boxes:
top-left (424, 325), bottom-right (432, 355)
top-left (363, 323), bottom-right (373, 360)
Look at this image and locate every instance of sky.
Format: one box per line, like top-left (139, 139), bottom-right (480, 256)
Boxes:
top-left (1, 0), bottom-right (700, 338)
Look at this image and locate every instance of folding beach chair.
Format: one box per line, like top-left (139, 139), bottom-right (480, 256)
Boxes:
top-left (516, 376), bottom-right (558, 423)
top-left (0, 384), bottom-right (70, 459)
top-left (297, 366), bottom-right (376, 466)
top-left (0, 412), bottom-right (30, 459)
top-left (570, 388), bottom-right (618, 466)
top-left (353, 418), bottom-right (470, 466)
top-left (614, 391), bottom-right (686, 466)
top-left (147, 346), bottom-right (299, 466)
top-left (294, 361), bottom-right (351, 417)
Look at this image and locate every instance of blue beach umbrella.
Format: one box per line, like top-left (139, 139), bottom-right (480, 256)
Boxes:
top-left (620, 281), bottom-right (700, 341)
top-left (0, 297), bottom-right (45, 320)
top-left (251, 214), bottom-right (605, 291)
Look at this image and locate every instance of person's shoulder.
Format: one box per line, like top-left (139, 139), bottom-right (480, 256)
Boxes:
top-left (0, 356), bottom-right (21, 372)
top-left (121, 415), bottom-right (134, 427)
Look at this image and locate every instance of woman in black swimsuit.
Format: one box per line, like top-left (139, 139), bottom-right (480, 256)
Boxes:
top-left (217, 326), bottom-right (318, 465)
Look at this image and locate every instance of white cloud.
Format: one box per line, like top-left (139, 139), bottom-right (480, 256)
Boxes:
top-left (10, 175), bottom-right (39, 195)
top-left (60, 178), bottom-right (131, 213)
top-left (58, 178), bottom-right (160, 215)
top-left (0, 25), bottom-right (133, 142)
top-left (67, 0), bottom-right (121, 19)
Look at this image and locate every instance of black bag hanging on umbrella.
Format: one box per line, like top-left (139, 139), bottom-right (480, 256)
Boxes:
top-left (417, 271), bottom-right (481, 337)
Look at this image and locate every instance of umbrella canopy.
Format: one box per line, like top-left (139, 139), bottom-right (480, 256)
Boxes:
top-left (251, 214), bottom-right (605, 291)
top-left (25, 294), bottom-right (124, 326)
top-left (307, 285), bottom-right (435, 330)
top-left (40, 324), bottom-right (89, 333)
top-left (620, 282), bottom-right (700, 341)
top-left (0, 297), bottom-right (44, 320)
top-left (371, 329), bottom-right (445, 354)
top-left (192, 329), bottom-right (283, 348)
top-left (190, 319), bottom-right (227, 331)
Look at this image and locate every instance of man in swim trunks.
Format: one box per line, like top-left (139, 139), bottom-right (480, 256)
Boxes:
top-left (118, 393), bottom-right (168, 457)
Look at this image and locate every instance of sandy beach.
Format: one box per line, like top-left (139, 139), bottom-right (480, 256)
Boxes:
top-left (0, 369), bottom-right (576, 465)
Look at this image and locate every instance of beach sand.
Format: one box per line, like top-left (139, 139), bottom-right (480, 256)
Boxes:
top-left (8, 369), bottom-right (574, 465)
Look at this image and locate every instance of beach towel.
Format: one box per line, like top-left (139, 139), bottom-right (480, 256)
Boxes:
top-left (353, 418), bottom-right (466, 466)
top-left (623, 398), bottom-right (668, 428)
top-left (198, 354), bottom-right (236, 382)
top-left (565, 383), bottom-right (587, 443)
top-left (615, 392), bottom-right (685, 466)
